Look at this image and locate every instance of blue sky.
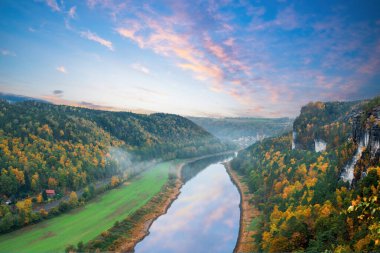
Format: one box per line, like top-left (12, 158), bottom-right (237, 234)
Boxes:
top-left (0, 0), bottom-right (379, 117)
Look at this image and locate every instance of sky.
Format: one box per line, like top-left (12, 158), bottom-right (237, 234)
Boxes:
top-left (0, 0), bottom-right (379, 117)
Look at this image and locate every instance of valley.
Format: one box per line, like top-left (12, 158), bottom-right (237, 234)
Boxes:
top-left (1, 1), bottom-right (380, 252)
top-left (189, 117), bottom-right (292, 148)
top-left (0, 96), bottom-right (379, 253)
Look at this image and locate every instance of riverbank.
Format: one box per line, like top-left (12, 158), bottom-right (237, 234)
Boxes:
top-left (225, 162), bottom-right (259, 253)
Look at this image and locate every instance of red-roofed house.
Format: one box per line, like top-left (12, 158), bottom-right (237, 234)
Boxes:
top-left (45, 189), bottom-right (55, 197)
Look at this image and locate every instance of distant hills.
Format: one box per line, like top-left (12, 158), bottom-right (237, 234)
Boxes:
top-left (0, 92), bottom-right (49, 104)
top-left (188, 116), bottom-right (293, 148)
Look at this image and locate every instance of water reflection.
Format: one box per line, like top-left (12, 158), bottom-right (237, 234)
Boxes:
top-left (134, 160), bottom-right (240, 253)
top-left (181, 154), bottom-right (232, 183)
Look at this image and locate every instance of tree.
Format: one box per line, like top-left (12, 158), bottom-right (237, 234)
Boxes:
top-left (111, 176), bottom-right (120, 187)
top-left (48, 177), bottom-right (58, 189)
top-left (77, 241), bottom-right (84, 252)
top-left (0, 212), bottom-right (14, 232)
top-left (39, 208), bottom-right (48, 217)
top-left (42, 190), bottom-right (48, 201)
top-left (36, 193), bottom-right (43, 203)
top-left (0, 173), bottom-right (17, 196)
top-left (69, 191), bottom-right (78, 206)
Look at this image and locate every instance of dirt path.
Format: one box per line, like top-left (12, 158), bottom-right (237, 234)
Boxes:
top-left (225, 162), bottom-right (259, 253)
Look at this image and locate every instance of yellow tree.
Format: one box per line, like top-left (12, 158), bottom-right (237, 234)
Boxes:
top-left (69, 191), bottom-right (78, 206)
top-left (111, 176), bottom-right (120, 187)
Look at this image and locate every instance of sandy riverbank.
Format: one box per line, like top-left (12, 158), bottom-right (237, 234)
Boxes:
top-left (225, 162), bottom-right (259, 253)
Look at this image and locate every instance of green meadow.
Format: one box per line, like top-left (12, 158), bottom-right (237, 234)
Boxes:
top-left (0, 162), bottom-right (172, 253)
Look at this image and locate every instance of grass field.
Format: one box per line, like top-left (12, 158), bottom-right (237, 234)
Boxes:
top-left (0, 162), bottom-right (173, 253)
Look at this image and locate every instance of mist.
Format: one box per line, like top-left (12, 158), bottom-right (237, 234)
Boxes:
top-left (108, 147), bottom-right (160, 179)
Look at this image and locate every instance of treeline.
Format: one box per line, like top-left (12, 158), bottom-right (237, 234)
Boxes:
top-left (231, 98), bottom-right (380, 252)
top-left (0, 100), bottom-right (231, 219)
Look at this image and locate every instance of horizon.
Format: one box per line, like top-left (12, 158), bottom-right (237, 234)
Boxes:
top-left (3, 91), bottom-right (374, 120)
top-left (1, 0), bottom-right (380, 117)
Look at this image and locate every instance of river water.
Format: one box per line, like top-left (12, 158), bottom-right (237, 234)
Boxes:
top-left (134, 156), bottom-right (240, 253)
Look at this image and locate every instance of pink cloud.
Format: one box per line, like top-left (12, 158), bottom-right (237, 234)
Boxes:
top-left (116, 16), bottom-right (227, 93)
top-left (56, 66), bottom-right (67, 73)
top-left (45, 0), bottom-right (60, 12)
top-left (223, 38), bottom-right (235, 47)
top-left (80, 30), bottom-right (114, 50)
top-left (204, 34), bottom-right (229, 62)
top-left (68, 6), bottom-right (77, 19)
top-left (114, 4), bottom-right (264, 111)
top-left (358, 40), bottom-right (380, 75)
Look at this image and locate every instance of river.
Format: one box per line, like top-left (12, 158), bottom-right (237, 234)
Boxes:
top-left (134, 155), bottom-right (240, 253)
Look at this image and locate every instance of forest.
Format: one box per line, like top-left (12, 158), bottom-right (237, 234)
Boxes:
top-left (0, 100), bottom-right (231, 232)
top-left (231, 97), bottom-right (380, 252)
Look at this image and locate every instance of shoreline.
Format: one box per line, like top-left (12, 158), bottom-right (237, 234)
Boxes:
top-left (225, 162), bottom-right (259, 253)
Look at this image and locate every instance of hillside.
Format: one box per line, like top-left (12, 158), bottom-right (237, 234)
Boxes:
top-left (0, 100), bottom-right (230, 200)
top-left (292, 100), bottom-right (361, 151)
top-left (188, 117), bottom-right (292, 148)
top-left (231, 97), bottom-right (380, 252)
top-left (0, 92), bottom-right (48, 104)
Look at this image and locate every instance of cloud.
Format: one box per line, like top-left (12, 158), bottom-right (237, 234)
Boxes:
top-left (92, 1), bottom-right (380, 116)
top-left (250, 6), bottom-right (299, 31)
top-left (273, 6), bottom-right (299, 30)
top-left (131, 63), bottom-right (150, 75)
top-left (223, 38), bottom-right (234, 47)
top-left (203, 34), bottom-right (228, 62)
top-left (80, 30), bottom-right (114, 50)
top-left (56, 66), bottom-right (67, 73)
top-left (86, 0), bottom-right (101, 9)
top-left (68, 6), bottom-right (77, 19)
top-left (53, 90), bottom-right (64, 97)
top-left (1, 49), bottom-right (16, 56)
top-left (116, 19), bottom-right (225, 90)
top-left (116, 12), bottom-right (254, 98)
top-left (45, 0), bottom-right (60, 12)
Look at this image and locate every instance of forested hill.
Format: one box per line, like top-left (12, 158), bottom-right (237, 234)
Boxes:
top-left (231, 96), bottom-right (380, 252)
top-left (188, 117), bottom-right (292, 148)
top-left (0, 100), bottom-right (230, 198)
top-left (292, 100), bottom-right (361, 151)
top-left (0, 92), bottom-right (48, 104)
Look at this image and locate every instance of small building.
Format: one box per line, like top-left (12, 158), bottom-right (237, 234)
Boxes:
top-left (5, 200), bottom-right (12, 205)
top-left (45, 189), bottom-right (56, 197)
